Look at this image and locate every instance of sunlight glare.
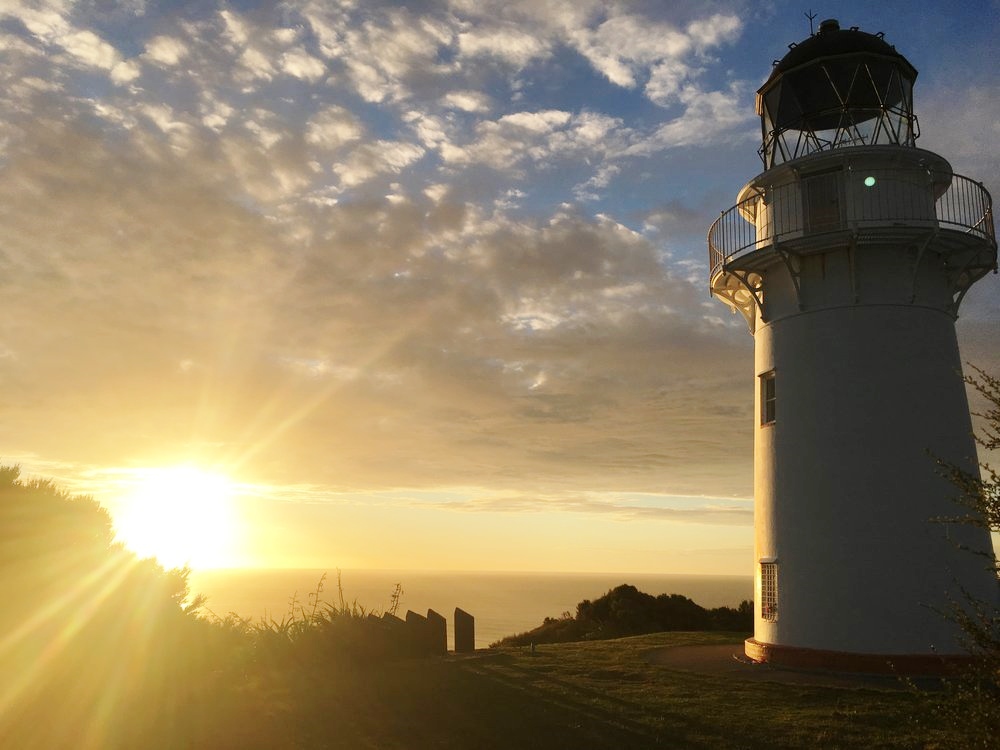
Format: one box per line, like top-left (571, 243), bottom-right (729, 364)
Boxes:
top-left (113, 466), bottom-right (240, 569)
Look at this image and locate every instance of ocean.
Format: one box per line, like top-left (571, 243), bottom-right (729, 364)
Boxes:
top-left (188, 569), bottom-right (753, 649)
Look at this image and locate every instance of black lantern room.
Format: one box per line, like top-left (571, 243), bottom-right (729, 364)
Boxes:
top-left (757, 19), bottom-right (919, 168)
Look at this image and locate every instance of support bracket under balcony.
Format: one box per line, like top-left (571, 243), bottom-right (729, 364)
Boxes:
top-left (712, 267), bottom-right (765, 334)
top-left (773, 241), bottom-right (804, 311)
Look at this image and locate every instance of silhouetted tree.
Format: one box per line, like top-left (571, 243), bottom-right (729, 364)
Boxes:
top-left (0, 465), bottom-right (218, 748)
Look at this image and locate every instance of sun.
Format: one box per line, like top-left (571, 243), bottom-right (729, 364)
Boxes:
top-left (112, 465), bottom-right (241, 569)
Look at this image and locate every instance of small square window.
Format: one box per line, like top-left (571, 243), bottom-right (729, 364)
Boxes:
top-left (760, 370), bottom-right (775, 425)
top-left (760, 561), bottom-right (778, 622)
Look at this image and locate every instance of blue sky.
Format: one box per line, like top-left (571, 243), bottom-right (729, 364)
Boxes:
top-left (1, 0), bottom-right (997, 572)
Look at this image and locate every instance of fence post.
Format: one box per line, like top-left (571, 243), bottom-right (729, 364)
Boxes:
top-left (405, 610), bottom-right (429, 654)
top-left (426, 609), bottom-right (447, 654)
top-left (454, 607), bottom-right (475, 653)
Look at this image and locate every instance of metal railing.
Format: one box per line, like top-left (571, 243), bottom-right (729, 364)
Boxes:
top-left (708, 169), bottom-right (996, 279)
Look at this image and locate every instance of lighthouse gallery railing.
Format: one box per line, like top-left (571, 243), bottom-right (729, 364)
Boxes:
top-left (708, 169), bottom-right (996, 279)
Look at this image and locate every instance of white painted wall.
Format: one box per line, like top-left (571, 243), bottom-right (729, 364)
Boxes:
top-left (732, 145), bottom-right (999, 656)
top-left (753, 304), bottom-right (997, 653)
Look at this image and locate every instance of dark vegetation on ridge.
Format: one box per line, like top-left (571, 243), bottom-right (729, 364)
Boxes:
top-left (494, 583), bottom-right (752, 646)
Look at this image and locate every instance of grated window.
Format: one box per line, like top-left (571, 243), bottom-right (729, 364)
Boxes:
top-left (760, 561), bottom-right (778, 621)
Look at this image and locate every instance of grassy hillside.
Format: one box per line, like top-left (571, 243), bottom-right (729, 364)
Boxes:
top-left (222, 632), bottom-right (955, 750)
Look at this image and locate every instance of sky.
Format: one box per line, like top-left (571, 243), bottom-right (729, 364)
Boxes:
top-left (1, 0), bottom-right (998, 574)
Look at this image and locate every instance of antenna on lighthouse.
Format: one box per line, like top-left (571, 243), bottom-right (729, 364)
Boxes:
top-left (805, 10), bottom-right (818, 35)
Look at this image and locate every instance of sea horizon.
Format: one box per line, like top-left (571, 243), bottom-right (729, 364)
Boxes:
top-left (189, 568), bottom-right (753, 649)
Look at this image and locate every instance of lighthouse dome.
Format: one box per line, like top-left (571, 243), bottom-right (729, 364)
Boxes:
top-left (757, 19), bottom-right (919, 167)
top-left (767, 19), bottom-right (915, 82)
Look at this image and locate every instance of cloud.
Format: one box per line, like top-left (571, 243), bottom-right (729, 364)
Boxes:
top-left (918, 82), bottom-right (1000, 191)
top-left (440, 109), bottom-right (631, 171)
top-left (7, 2), bottom-right (140, 84)
top-left (441, 90), bottom-right (492, 113)
top-left (143, 35), bottom-right (189, 66)
top-left (628, 83), bottom-right (755, 153)
top-left (569, 14), bottom-right (693, 88)
top-left (0, 0), bottom-right (773, 509)
top-left (280, 47), bottom-right (327, 82)
top-left (433, 491), bottom-right (753, 525)
top-left (59, 28), bottom-right (119, 68)
top-left (574, 163), bottom-right (621, 201)
top-left (405, 110), bottom-right (451, 148)
top-left (686, 13), bottom-right (743, 49)
top-left (448, 4), bottom-right (744, 108)
top-left (219, 8), bottom-right (250, 47)
top-left (217, 7), bottom-right (330, 86)
top-left (200, 99), bottom-right (234, 131)
top-left (457, 25), bottom-right (550, 66)
top-left (336, 8), bottom-right (455, 103)
top-left (0, 0), bottom-right (996, 574)
top-left (332, 140), bottom-right (426, 187)
top-left (306, 105), bottom-right (364, 150)
top-left (0, 110), bottom-right (751, 496)
top-left (500, 110), bottom-right (572, 132)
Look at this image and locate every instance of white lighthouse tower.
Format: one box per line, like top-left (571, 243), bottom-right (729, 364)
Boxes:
top-left (709, 19), bottom-right (999, 672)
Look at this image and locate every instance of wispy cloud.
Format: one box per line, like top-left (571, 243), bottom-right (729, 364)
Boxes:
top-left (431, 491), bottom-right (753, 525)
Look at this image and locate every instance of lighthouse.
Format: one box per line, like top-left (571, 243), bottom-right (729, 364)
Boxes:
top-left (708, 19), bottom-right (998, 672)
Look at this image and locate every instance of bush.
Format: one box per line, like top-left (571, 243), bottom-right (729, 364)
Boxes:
top-left (495, 583), bottom-right (752, 646)
top-left (912, 366), bottom-right (1000, 747)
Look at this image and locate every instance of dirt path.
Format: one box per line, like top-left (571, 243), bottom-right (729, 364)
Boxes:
top-left (644, 644), bottom-right (920, 690)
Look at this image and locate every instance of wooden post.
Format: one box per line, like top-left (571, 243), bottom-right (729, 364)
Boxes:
top-left (426, 609), bottom-right (447, 654)
top-left (454, 607), bottom-right (475, 653)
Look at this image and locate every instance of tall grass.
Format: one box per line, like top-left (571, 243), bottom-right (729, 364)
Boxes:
top-left (201, 571), bottom-right (416, 669)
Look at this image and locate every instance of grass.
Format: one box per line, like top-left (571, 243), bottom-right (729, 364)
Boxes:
top-left (13, 464), bottom-right (991, 748)
top-left (223, 631), bottom-right (956, 749)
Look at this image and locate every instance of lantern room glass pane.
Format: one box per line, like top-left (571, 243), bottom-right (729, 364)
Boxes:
top-left (825, 61), bottom-right (857, 105)
top-left (759, 56), bottom-right (918, 167)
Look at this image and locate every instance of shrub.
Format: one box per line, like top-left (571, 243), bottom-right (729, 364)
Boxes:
top-left (495, 583), bottom-right (752, 646)
top-left (911, 366), bottom-right (1000, 747)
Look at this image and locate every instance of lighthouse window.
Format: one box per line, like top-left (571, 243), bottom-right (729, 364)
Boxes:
top-left (760, 561), bottom-right (778, 622)
top-left (760, 370), bottom-right (776, 425)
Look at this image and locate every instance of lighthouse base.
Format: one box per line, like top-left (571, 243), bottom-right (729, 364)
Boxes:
top-left (744, 638), bottom-right (976, 676)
